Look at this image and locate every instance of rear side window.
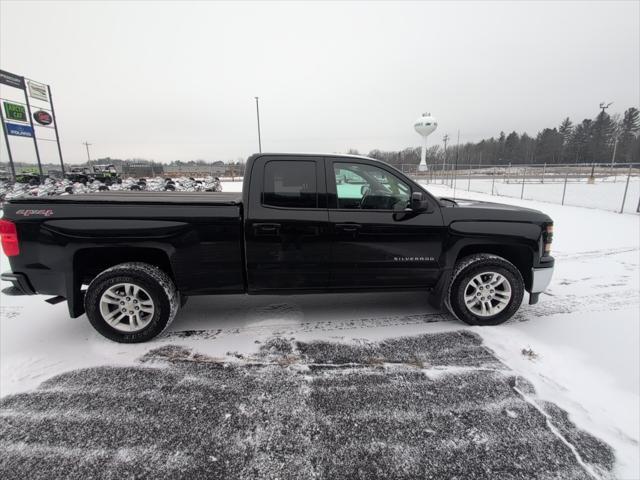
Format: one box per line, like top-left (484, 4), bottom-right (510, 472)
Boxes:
top-left (263, 161), bottom-right (317, 208)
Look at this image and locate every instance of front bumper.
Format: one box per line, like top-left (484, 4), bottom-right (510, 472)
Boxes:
top-left (531, 266), bottom-right (554, 293)
top-left (1, 271), bottom-right (36, 295)
top-left (528, 266), bottom-right (554, 305)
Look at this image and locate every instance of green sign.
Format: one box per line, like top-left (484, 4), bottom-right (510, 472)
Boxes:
top-left (3, 101), bottom-right (27, 122)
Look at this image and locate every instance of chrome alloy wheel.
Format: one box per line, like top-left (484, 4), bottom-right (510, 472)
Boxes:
top-left (463, 271), bottom-right (512, 317)
top-left (99, 283), bottom-right (155, 332)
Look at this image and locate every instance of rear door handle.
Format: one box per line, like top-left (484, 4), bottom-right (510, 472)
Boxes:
top-left (336, 223), bottom-right (362, 233)
top-left (254, 223), bottom-right (281, 236)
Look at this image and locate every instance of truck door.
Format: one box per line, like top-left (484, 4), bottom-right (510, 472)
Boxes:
top-left (244, 156), bottom-right (330, 291)
top-left (327, 159), bottom-right (445, 289)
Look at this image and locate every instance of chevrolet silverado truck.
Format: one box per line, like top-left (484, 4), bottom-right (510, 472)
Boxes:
top-left (0, 153), bottom-right (554, 342)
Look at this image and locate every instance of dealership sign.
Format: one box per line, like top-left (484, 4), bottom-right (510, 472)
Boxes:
top-left (33, 110), bottom-right (53, 125)
top-left (0, 69), bottom-right (65, 178)
top-left (27, 79), bottom-right (49, 102)
top-left (0, 69), bottom-right (25, 89)
top-left (6, 123), bottom-right (34, 137)
top-left (3, 101), bottom-right (27, 122)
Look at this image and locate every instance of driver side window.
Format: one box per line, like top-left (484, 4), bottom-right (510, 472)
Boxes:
top-left (333, 162), bottom-right (411, 210)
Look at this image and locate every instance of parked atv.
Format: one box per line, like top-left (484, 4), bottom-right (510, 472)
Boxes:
top-left (92, 164), bottom-right (121, 186)
top-left (65, 167), bottom-right (93, 184)
top-left (15, 169), bottom-right (41, 186)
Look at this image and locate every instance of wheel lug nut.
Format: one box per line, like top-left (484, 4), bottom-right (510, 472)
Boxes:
top-left (120, 301), bottom-right (124, 305)
top-left (129, 311), bottom-right (134, 314)
top-left (122, 308), bottom-right (126, 312)
top-left (133, 300), bottom-right (138, 304)
top-left (135, 306), bottom-right (139, 310)
top-left (126, 297), bottom-right (131, 301)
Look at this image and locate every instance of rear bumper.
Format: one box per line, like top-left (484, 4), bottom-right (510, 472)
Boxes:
top-left (1, 271), bottom-right (36, 295)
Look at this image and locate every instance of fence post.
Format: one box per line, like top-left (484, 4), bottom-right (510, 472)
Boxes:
top-left (561, 169), bottom-right (569, 205)
top-left (520, 167), bottom-right (526, 199)
top-left (620, 165), bottom-right (632, 214)
top-left (491, 167), bottom-right (496, 195)
top-left (467, 167), bottom-right (471, 191)
top-left (541, 163), bottom-right (546, 183)
top-left (452, 163), bottom-right (457, 190)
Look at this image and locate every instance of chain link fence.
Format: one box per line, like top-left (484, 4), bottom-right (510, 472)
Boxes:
top-left (399, 163), bottom-right (640, 214)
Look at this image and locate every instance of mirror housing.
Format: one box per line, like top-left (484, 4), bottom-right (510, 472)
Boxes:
top-left (410, 191), bottom-right (430, 212)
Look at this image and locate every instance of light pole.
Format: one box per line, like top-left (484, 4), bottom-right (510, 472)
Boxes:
top-left (442, 134), bottom-right (449, 184)
top-left (82, 141), bottom-right (92, 162)
top-left (254, 97), bottom-right (262, 153)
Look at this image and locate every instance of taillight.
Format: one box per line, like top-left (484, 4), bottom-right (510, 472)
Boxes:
top-left (0, 219), bottom-right (20, 257)
top-left (543, 223), bottom-right (553, 255)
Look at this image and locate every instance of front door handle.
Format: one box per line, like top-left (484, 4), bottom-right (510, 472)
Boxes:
top-left (336, 223), bottom-right (362, 233)
top-left (254, 223), bottom-right (281, 236)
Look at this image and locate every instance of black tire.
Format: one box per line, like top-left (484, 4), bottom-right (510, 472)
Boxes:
top-left (85, 262), bottom-right (179, 343)
top-left (98, 185), bottom-right (109, 191)
top-left (447, 254), bottom-right (524, 326)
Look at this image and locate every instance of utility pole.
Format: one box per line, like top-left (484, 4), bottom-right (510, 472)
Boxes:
top-left (82, 141), bottom-right (92, 162)
top-left (611, 136), bottom-right (618, 167)
top-left (254, 97), bottom-right (262, 153)
top-left (442, 134), bottom-right (449, 184)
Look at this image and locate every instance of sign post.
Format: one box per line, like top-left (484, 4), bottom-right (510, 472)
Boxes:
top-left (0, 109), bottom-right (17, 180)
top-left (47, 84), bottom-right (65, 174)
top-left (22, 86), bottom-right (44, 177)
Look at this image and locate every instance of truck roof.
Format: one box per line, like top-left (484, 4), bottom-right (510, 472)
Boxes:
top-left (8, 191), bottom-right (243, 206)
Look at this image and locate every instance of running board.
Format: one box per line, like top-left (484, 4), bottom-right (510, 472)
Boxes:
top-left (45, 296), bottom-right (66, 305)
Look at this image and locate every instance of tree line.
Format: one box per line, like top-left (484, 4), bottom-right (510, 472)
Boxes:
top-left (362, 106), bottom-right (640, 168)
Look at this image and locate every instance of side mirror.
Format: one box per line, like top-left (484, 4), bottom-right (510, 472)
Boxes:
top-left (410, 191), bottom-right (429, 212)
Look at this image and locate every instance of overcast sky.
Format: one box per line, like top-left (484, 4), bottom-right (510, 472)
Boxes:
top-left (1, 0), bottom-right (639, 165)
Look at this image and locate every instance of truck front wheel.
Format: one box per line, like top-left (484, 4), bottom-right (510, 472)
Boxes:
top-left (85, 262), bottom-right (179, 343)
top-left (447, 254), bottom-right (524, 326)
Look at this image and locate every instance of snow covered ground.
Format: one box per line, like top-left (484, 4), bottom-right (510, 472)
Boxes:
top-left (425, 176), bottom-right (640, 214)
top-left (1, 180), bottom-right (638, 478)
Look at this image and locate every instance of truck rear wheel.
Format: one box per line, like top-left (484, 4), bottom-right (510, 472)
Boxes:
top-left (447, 254), bottom-right (524, 326)
top-left (85, 262), bottom-right (179, 343)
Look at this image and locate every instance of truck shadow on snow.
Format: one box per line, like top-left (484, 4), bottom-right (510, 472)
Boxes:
top-left (165, 291), bottom-right (455, 339)
top-left (0, 331), bottom-right (614, 480)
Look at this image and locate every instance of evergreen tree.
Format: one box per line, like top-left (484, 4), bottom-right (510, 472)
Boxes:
top-left (535, 128), bottom-right (564, 164)
top-left (588, 111), bottom-right (615, 162)
top-left (568, 119), bottom-right (593, 163)
top-left (504, 131), bottom-right (519, 162)
top-left (617, 108), bottom-right (640, 162)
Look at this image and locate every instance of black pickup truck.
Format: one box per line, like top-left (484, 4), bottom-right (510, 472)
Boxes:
top-left (1, 153), bottom-right (554, 342)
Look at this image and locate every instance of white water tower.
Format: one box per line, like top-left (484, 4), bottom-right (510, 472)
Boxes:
top-left (414, 112), bottom-right (438, 170)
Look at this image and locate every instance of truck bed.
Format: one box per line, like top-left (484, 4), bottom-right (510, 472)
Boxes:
top-left (8, 191), bottom-right (243, 206)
